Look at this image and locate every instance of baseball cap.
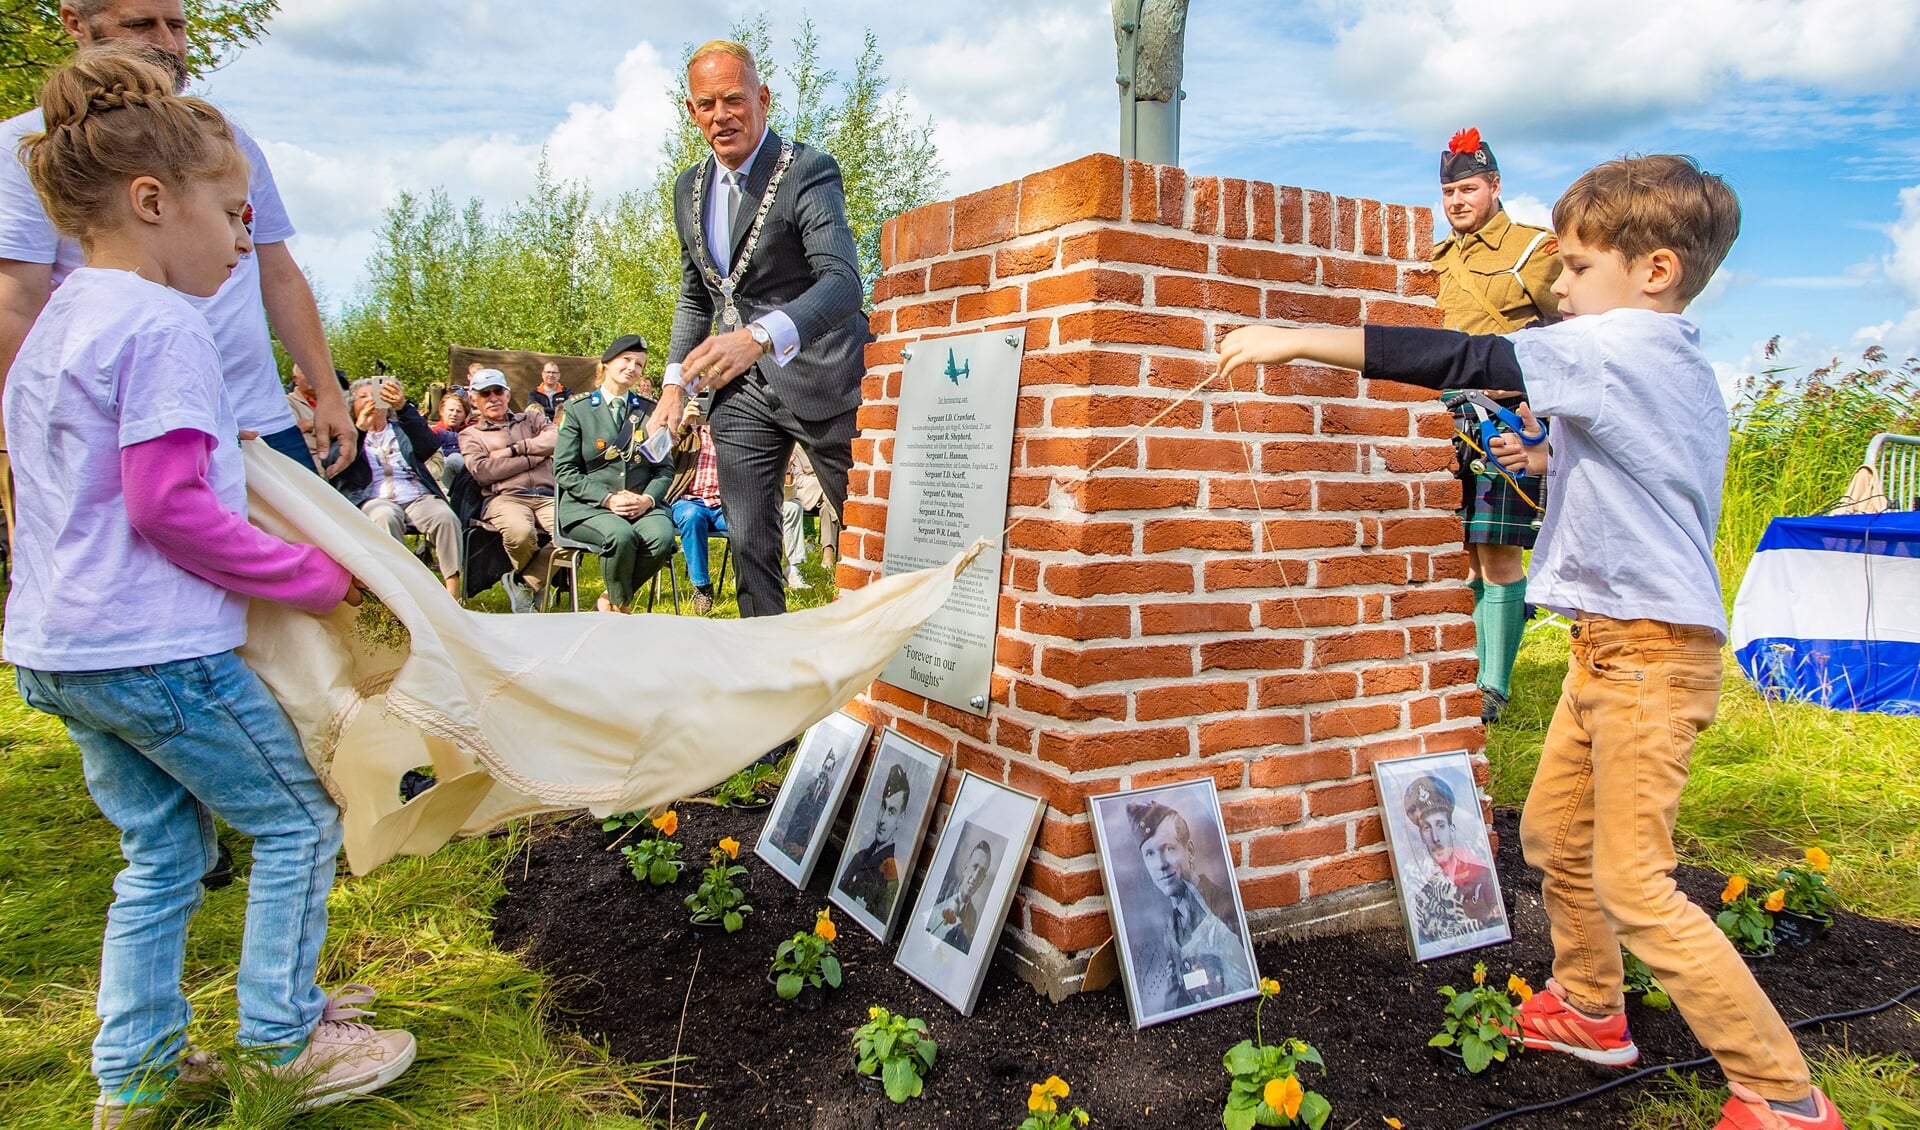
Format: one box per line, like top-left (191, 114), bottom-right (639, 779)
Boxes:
top-left (601, 334), bottom-right (649, 362)
top-left (470, 368), bottom-right (509, 392)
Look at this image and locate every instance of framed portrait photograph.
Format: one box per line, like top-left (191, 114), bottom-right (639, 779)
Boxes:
top-left (894, 771), bottom-right (1044, 1016)
top-left (1372, 751), bottom-right (1511, 962)
top-left (1089, 779), bottom-right (1262, 1029)
top-left (828, 729), bottom-right (948, 943)
top-left (755, 711), bottom-right (871, 889)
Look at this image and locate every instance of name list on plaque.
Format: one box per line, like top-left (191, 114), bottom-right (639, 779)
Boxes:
top-left (878, 328), bottom-right (1025, 716)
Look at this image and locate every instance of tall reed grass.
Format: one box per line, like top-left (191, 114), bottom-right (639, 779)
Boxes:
top-left (1718, 342), bottom-right (1920, 591)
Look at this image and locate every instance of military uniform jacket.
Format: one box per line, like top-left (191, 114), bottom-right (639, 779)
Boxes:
top-left (1432, 209), bottom-right (1562, 334)
top-left (552, 389), bottom-right (675, 533)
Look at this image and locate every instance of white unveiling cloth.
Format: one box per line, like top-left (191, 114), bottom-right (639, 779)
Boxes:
top-left (236, 443), bottom-right (980, 874)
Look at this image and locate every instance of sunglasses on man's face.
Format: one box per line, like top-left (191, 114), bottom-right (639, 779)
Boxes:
top-left (474, 387), bottom-right (509, 398)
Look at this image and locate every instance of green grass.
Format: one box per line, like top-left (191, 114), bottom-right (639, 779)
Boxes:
top-left (1488, 626), bottom-right (1920, 925)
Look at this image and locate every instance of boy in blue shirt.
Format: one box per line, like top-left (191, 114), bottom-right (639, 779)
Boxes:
top-left (1218, 155), bottom-right (1841, 1130)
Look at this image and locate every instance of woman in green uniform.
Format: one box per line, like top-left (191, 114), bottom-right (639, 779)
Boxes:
top-left (554, 336), bottom-right (682, 612)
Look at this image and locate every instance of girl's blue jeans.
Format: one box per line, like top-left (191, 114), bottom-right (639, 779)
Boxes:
top-left (16, 651), bottom-right (341, 1095)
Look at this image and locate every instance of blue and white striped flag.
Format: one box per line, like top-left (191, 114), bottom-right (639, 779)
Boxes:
top-left (1731, 512), bottom-right (1920, 715)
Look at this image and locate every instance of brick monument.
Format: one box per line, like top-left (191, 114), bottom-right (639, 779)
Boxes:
top-left (836, 154), bottom-right (1486, 998)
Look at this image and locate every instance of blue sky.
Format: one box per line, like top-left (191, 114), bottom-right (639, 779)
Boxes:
top-left (197, 0), bottom-right (1920, 390)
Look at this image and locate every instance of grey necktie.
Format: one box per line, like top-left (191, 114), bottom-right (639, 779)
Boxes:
top-left (723, 170), bottom-right (743, 265)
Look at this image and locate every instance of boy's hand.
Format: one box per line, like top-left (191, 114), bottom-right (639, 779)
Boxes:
top-left (1217, 326), bottom-right (1304, 381)
top-left (1217, 325), bottom-right (1364, 382)
top-left (1489, 402), bottom-right (1548, 476)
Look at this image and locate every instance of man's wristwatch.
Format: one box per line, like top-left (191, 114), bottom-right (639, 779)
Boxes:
top-left (748, 322), bottom-right (773, 356)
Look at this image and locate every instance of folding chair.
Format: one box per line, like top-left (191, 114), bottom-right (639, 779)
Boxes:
top-left (540, 532), bottom-right (599, 613)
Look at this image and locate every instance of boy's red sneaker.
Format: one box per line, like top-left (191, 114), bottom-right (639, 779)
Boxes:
top-left (1510, 978), bottom-right (1640, 1066)
top-left (1714, 1083), bottom-right (1846, 1130)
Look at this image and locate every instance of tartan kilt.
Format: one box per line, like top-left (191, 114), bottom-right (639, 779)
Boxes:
top-left (1452, 400), bottom-right (1545, 547)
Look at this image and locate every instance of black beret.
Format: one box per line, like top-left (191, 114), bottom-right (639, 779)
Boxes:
top-left (601, 334), bottom-right (649, 362)
top-left (1441, 127), bottom-right (1498, 185)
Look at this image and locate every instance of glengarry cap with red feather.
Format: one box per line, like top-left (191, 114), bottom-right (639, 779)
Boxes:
top-left (1441, 127), bottom-right (1497, 185)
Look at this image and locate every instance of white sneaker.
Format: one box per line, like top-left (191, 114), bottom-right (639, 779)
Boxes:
top-left (278, 985), bottom-right (416, 1110)
top-left (501, 570), bottom-right (534, 613)
top-left (785, 566), bottom-right (806, 588)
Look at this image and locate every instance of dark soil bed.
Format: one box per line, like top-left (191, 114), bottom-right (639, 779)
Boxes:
top-left (492, 806), bottom-right (1920, 1130)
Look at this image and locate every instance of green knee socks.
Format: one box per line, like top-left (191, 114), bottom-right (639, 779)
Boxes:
top-left (1479, 580), bottom-right (1528, 698)
top-left (1468, 578), bottom-right (1488, 675)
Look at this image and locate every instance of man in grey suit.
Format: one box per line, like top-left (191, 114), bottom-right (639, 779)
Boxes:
top-left (649, 39), bottom-right (869, 618)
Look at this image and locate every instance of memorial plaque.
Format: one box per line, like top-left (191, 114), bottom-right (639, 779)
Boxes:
top-left (878, 329), bottom-right (1025, 716)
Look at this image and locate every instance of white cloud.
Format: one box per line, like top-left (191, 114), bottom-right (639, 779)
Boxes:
top-left (1502, 192), bottom-right (1551, 228)
top-left (1852, 182), bottom-right (1920, 355)
top-left (267, 0), bottom-right (483, 66)
top-left (1323, 0), bottom-right (1920, 142)
top-left (543, 42), bottom-right (679, 196)
top-left (888, 5), bottom-right (1112, 195)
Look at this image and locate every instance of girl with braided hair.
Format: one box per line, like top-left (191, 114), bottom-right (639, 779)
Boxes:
top-left (3, 45), bottom-right (413, 1127)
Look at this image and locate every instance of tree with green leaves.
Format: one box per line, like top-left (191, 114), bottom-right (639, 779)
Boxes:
top-left (0, 0), bottom-right (278, 118)
top-left (329, 18), bottom-right (943, 394)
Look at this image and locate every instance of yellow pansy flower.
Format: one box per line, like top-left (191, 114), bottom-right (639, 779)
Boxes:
top-left (1507, 974), bottom-right (1534, 1002)
top-left (1804, 847), bottom-right (1831, 872)
top-left (1384, 1119), bottom-right (1403, 1129)
top-left (1764, 889), bottom-right (1786, 913)
top-left (1028, 1076), bottom-right (1069, 1113)
top-left (815, 910), bottom-right (837, 942)
top-left (718, 836), bottom-right (740, 860)
top-left (1721, 874), bottom-right (1748, 903)
top-left (1471, 962), bottom-right (1486, 986)
top-left (1264, 1074), bottom-right (1304, 1120)
top-left (651, 810), bottom-right (678, 837)
top-left (1259, 977), bottom-right (1281, 997)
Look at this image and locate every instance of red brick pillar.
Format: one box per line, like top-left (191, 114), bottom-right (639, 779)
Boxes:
top-left (838, 154), bottom-right (1485, 997)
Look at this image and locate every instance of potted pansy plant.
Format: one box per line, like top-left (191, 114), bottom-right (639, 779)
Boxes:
top-left (1769, 847), bottom-right (1837, 946)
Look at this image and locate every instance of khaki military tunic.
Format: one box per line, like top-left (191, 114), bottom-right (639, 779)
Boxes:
top-left (1432, 208), bottom-right (1561, 333)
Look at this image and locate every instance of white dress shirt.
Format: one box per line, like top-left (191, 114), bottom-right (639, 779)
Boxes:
top-left (665, 128), bottom-right (802, 391)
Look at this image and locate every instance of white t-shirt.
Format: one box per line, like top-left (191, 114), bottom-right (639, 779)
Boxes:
top-left (0, 109), bottom-right (298, 435)
top-left (2, 268), bottom-right (250, 670)
top-left (1507, 308), bottom-right (1730, 638)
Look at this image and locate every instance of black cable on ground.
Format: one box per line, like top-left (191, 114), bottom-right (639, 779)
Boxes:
top-left (1451, 980), bottom-right (1920, 1130)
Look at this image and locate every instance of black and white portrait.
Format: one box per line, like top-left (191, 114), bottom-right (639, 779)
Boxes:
top-left (921, 822), bottom-right (1004, 955)
top-left (894, 771), bottom-right (1044, 1016)
top-left (1373, 751), bottom-right (1511, 961)
top-left (829, 730), bottom-right (946, 941)
top-left (1090, 780), bottom-right (1261, 1028)
top-left (755, 711), bottom-right (869, 888)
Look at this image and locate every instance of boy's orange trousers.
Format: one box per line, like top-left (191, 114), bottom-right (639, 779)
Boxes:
top-left (1520, 614), bottom-right (1811, 1102)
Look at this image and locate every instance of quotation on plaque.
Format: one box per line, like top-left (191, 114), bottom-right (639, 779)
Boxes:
top-left (878, 328), bottom-right (1026, 716)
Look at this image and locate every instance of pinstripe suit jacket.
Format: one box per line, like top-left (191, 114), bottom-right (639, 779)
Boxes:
top-left (667, 131), bottom-right (869, 423)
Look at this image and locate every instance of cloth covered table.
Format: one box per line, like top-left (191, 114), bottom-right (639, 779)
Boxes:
top-left (236, 443), bottom-right (979, 874)
top-left (1730, 511), bottom-right (1920, 715)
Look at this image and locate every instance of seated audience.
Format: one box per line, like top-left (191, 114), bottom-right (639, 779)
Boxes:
top-left (554, 336), bottom-right (679, 613)
top-left (286, 364), bottom-right (350, 473)
top-left (530, 361), bottom-right (570, 419)
top-left (667, 413), bottom-right (728, 615)
top-left (336, 377), bottom-right (464, 598)
top-left (460, 368), bottom-right (559, 613)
